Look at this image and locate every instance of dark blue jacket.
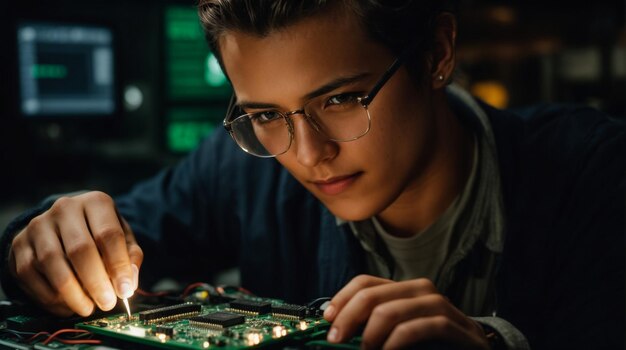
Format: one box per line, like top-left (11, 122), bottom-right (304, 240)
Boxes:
top-left (2, 101), bottom-right (624, 349)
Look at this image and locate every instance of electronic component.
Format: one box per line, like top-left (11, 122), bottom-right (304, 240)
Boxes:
top-left (229, 299), bottom-right (271, 315)
top-left (272, 304), bottom-right (307, 319)
top-left (155, 324), bottom-right (175, 337)
top-left (189, 312), bottom-right (245, 328)
top-left (71, 295), bottom-right (339, 348)
top-left (138, 303), bottom-right (201, 322)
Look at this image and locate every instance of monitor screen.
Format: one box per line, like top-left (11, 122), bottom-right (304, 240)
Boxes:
top-left (166, 106), bottom-right (227, 153)
top-left (164, 6), bottom-right (231, 101)
top-left (17, 22), bottom-right (116, 117)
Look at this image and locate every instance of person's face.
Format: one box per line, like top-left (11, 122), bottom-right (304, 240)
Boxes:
top-left (219, 9), bottom-right (439, 221)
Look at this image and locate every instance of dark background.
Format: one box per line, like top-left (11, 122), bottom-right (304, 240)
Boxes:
top-left (0, 0), bottom-right (624, 230)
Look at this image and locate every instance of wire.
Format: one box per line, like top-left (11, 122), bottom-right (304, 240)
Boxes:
top-left (41, 329), bottom-right (99, 345)
top-left (0, 328), bottom-right (31, 339)
top-left (181, 282), bottom-right (216, 297)
top-left (216, 285), bottom-right (254, 296)
top-left (135, 288), bottom-right (172, 297)
top-left (26, 331), bottom-right (51, 343)
top-left (307, 297), bottom-right (332, 309)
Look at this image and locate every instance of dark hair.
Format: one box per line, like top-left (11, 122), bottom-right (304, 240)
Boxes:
top-left (197, 0), bottom-right (454, 83)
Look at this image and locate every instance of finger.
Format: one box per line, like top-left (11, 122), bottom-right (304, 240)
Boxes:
top-left (29, 227), bottom-right (95, 317)
top-left (11, 240), bottom-right (58, 306)
top-left (325, 275), bottom-right (391, 322)
top-left (81, 192), bottom-right (134, 299)
top-left (362, 294), bottom-right (467, 349)
top-left (328, 278), bottom-right (438, 343)
top-left (56, 211), bottom-right (117, 311)
top-left (382, 315), bottom-right (484, 350)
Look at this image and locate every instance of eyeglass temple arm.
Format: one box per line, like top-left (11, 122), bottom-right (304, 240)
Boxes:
top-left (360, 42), bottom-right (419, 107)
top-left (223, 93), bottom-right (238, 131)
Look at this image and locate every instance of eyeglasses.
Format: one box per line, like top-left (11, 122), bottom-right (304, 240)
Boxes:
top-left (223, 50), bottom-right (408, 158)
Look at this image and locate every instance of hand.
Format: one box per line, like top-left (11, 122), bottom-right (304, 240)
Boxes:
top-left (8, 191), bottom-right (143, 317)
top-left (324, 275), bottom-right (490, 350)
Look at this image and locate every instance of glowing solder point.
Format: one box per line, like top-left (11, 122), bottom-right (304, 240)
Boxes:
top-left (122, 298), bottom-right (132, 320)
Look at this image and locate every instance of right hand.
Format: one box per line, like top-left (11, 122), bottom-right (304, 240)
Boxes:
top-left (8, 191), bottom-right (143, 317)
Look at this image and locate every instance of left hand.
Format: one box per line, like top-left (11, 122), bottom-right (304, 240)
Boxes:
top-left (323, 275), bottom-right (490, 349)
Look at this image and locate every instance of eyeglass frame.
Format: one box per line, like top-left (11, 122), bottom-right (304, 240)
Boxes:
top-left (223, 43), bottom-right (416, 157)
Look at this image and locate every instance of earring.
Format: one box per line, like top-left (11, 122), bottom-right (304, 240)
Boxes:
top-left (437, 74), bottom-right (445, 82)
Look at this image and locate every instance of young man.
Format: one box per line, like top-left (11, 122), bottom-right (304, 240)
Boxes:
top-left (1, 1), bottom-right (624, 349)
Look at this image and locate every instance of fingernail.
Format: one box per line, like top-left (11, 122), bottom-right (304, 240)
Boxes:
top-left (101, 290), bottom-right (116, 308)
top-left (131, 264), bottom-right (139, 290)
top-left (81, 303), bottom-right (95, 317)
top-left (327, 327), bottom-right (340, 343)
top-left (324, 305), bottom-right (336, 320)
top-left (119, 280), bottom-right (133, 299)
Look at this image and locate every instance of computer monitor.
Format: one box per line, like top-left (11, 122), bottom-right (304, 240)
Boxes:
top-left (17, 21), bottom-right (116, 117)
top-left (163, 5), bottom-right (232, 153)
top-left (164, 6), bottom-right (231, 101)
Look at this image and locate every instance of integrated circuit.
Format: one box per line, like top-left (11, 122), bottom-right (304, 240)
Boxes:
top-left (189, 312), bottom-right (245, 329)
top-left (156, 325), bottom-right (175, 337)
top-left (271, 304), bottom-right (307, 319)
top-left (139, 303), bottom-right (201, 323)
top-left (228, 299), bottom-right (271, 315)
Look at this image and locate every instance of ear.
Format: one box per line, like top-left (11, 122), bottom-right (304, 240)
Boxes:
top-left (429, 13), bottom-right (457, 90)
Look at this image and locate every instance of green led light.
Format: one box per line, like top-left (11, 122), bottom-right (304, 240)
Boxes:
top-left (31, 64), bottom-right (67, 79)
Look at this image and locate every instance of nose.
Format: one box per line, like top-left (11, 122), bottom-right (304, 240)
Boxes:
top-left (290, 114), bottom-right (338, 167)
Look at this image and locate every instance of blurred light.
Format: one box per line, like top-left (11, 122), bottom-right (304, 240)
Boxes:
top-left (487, 6), bottom-right (517, 25)
top-left (127, 325), bottom-right (146, 337)
top-left (470, 81), bottom-right (509, 108)
top-left (247, 332), bottom-right (262, 345)
top-left (560, 48), bottom-right (601, 81)
top-left (124, 85), bottom-right (144, 111)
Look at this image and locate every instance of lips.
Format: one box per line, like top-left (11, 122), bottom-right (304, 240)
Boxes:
top-left (312, 173), bottom-right (361, 195)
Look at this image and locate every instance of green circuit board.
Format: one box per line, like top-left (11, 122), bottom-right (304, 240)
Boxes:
top-left (76, 297), bottom-right (331, 349)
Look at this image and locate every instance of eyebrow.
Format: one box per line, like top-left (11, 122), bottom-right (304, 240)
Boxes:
top-left (236, 72), bottom-right (371, 110)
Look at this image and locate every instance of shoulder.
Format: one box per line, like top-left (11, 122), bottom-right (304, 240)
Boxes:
top-left (489, 102), bottom-right (623, 152)
top-left (485, 103), bottom-right (624, 180)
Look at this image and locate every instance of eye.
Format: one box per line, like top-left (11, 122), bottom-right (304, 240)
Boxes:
top-left (250, 110), bottom-right (283, 123)
top-left (325, 93), bottom-right (362, 108)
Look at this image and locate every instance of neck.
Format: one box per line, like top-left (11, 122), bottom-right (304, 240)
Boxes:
top-left (377, 93), bottom-right (475, 238)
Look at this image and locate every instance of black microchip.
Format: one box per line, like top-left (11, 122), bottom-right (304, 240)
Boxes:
top-left (156, 325), bottom-right (174, 336)
top-left (229, 299), bottom-right (271, 315)
top-left (272, 304), bottom-right (307, 318)
top-left (190, 312), bottom-right (245, 328)
top-left (139, 303), bottom-right (201, 321)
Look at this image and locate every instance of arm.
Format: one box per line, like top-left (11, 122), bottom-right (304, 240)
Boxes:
top-left (0, 130), bottom-right (241, 316)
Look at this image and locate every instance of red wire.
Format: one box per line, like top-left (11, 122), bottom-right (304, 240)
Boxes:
top-left (182, 282), bottom-right (210, 297)
top-left (217, 285), bottom-right (254, 295)
top-left (42, 329), bottom-right (92, 345)
top-left (136, 288), bottom-right (171, 297)
top-left (238, 286), bottom-right (254, 295)
top-left (26, 331), bottom-right (50, 343)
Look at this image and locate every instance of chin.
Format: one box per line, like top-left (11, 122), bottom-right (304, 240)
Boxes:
top-left (322, 200), bottom-right (380, 222)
